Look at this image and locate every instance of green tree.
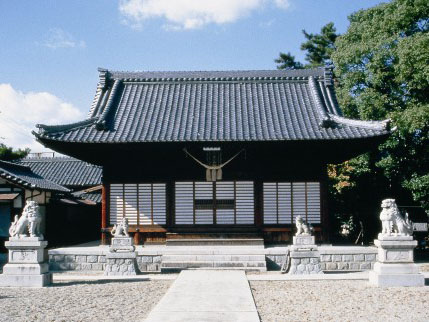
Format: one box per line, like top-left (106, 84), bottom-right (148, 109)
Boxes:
top-left (301, 22), bottom-right (338, 67)
top-left (275, 52), bottom-right (303, 69)
top-left (275, 22), bottom-right (339, 69)
top-left (332, 0), bottom-right (429, 215)
top-left (0, 143), bottom-right (29, 161)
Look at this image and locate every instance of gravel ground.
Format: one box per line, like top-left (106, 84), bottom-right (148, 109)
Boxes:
top-left (0, 279), bottom-right (172, 322)
top-left (250, 280), bottom-right (429, 322)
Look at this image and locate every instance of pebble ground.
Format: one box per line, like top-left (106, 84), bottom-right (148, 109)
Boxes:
top-left (250, 280), bottom-right (429, 322)
top-left (0, 279), bottom-right (172, 322)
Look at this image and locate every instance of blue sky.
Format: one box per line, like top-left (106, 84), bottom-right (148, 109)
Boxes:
top-left (0, 0), bottom-right (387, 151)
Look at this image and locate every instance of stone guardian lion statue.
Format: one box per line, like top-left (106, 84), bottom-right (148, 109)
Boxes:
top-left (9, 200), bottom-right (43, 238)
top-left (379, 198), bottom-right (413, 236)
top-left (111, 217), bottom-right (130, 237)
top-left (295, 215), bottom-right (312, 236)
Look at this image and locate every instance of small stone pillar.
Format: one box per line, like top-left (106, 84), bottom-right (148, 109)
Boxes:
top-left (104, 218), bottom-right (138, 276)
top-left (369, 235), bottom-right (424, 286)
top-left (288, 216), bottom-right (323, 275)
top-left (0, 237), bottom-right (52, 287)
top-left (369, 198), bottom-right (424, 287)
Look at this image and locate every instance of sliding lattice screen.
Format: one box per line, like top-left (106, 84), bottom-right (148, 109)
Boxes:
top-left (109, 183), bottom-right (166, 225)
top-left (263, 182), bottom-right (320, 224)
top-left (175, 181), bottom-right (254, 225)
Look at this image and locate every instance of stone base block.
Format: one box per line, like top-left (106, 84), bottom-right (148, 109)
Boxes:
top-left (373, 262), bottom-right (419, 274)
top-left (288, 250), bottom-right (323, 275)
top-left (110, 237), bottom-right (135, 253)
top-left (369, 271), bottom-right (425, 287)
top-left (0, 272), bottom-right (52, 287)
top-left (104, 252), bottom-right (137, 276)
top-left (293, 235), bottom-right (315, 246)
top-left (2, 263), bottom-right (49, 275)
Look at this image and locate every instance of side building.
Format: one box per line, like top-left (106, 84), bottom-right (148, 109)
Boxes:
top-left (0, 157), bottom-right (102, 249)
top-left (33, 67), bottom-right (392, 244)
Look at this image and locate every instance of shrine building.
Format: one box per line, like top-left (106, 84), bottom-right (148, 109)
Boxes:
top-left (33, 67), bottom-right (391, 245)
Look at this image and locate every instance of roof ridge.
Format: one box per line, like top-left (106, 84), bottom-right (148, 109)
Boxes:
top-left (105, 67), bottom-right (325, 74)
top-left (104, 67), bottom-right (327, 82)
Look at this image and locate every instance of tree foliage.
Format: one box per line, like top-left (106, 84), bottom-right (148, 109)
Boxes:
top-left (301, 22), bottom-right (338, 67)
top-left (275, 22), bottom-right (339, 69)
top-left (275, 52), bottom-right (303, 69)
top-left (332, 0), bottom-right (429, 216)
top-left (0, 144), bottom-right (29, 161)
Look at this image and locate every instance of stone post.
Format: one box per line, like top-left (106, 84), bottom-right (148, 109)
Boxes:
top-left (104, 217), bottom-right (138, 276)
top-left (287, 216), bottom-right (323, 275)
top-left (288, 235), bottom-right (323, 274)
top-left (369, 198), bottom-right (425, 287)
top-left (369, 235), bottom-right (424, 286)
top-left (0, 237), bottom-right (52, 287)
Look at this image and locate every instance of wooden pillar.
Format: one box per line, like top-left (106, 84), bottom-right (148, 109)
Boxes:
top-left (320, 173), bottom-right (330, 243)
top-left (254, 180), bottom-right (263, 228)
top-left (101, 184), bottom-right (109, 245)
top-left (134, 228), bottom-right (140, 245)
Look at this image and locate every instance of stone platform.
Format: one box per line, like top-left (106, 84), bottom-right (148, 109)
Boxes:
top-left (47, 243), bottom-right (380, 273)
top-left (0, 237), bottom-right (52, 287)
top-left (369, 235), bottom-right (425, 287)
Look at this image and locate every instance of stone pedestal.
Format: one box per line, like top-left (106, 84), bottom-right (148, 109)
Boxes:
top-left (288, 235), bottom-right (323, 275)
top-left (109, 237), bottom-right (135, 253)
top-left (104, 237), bottom-right (137, 276)
top-left (0, 237), bottom-right (52, 287)
top-left (105, 252), bottom-right (137, 276)
top-left (369, 235), bottom-right (424, 287)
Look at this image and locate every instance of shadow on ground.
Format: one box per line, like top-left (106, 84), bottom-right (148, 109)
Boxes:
top-left (52, 278), bottom-right (151, 287)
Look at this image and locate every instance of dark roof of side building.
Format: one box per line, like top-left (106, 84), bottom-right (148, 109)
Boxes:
top-left (0, 160), bottom-right (70, 192)
top-left (18, 157), bottom-right (102, 188)
top-left (34, 67), bottom-right (391, 144)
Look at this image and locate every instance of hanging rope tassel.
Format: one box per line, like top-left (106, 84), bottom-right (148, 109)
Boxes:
top-left (183, 148), bottom-right (244, 181)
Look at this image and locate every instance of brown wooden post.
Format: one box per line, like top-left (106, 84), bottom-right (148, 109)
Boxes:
top-left (254, 180), bottom-right (263, 230)
top-left (134, 228), bottom-right (140, 245)
top-left (101, 184), bottom-right (109, 245)
top-left (320, 173), bottom-right (330, 243)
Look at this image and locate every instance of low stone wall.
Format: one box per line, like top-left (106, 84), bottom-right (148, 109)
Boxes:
top-left (48, 245), bottom-right (378, 273)
top-left (266, 246), bottom-right (378, 271)
top-left (48, 248), bottom-right (162, 273)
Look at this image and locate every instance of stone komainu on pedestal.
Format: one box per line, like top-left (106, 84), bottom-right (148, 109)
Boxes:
top-left (369, 199), bottom-right (424, 287)
top-left (104, 217), bottom-right (138, 276)
top-left (0, 201), bottom-right (52, 287)
top-left (286, 216), bottom-right (323, 275)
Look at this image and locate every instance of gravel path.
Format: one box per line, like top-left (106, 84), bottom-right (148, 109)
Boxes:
top-left (0, 279), bottom-right (172, 322)
top-left (250, 280), bottom-right (429, 322)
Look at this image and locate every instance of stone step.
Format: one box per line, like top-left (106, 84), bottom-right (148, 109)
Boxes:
top-left (166, 238), bottom-right (264, 247)
top-left (161, 267), bottom-right (266, 273)
top-left (161, 260), bottom-right (266, 272)
top-left (162, 254), bottom-right (266, 262)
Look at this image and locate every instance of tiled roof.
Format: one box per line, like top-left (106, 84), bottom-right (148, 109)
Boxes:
top-left (72, 190), bottom-right (101, 204)
top-left (34, 67), bottom-right (391, 144)
top-left (0, 160), bottom-right (69, 192)
top-left (18, 157), bottom-right (102, 188)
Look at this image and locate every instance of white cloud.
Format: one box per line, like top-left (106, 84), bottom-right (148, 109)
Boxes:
top-left (42, 28), bottom-right (86, 49)
top-left (119, 0), bottom-right (290, 30)
top-left (0, 84), bottom-right (84, 152)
